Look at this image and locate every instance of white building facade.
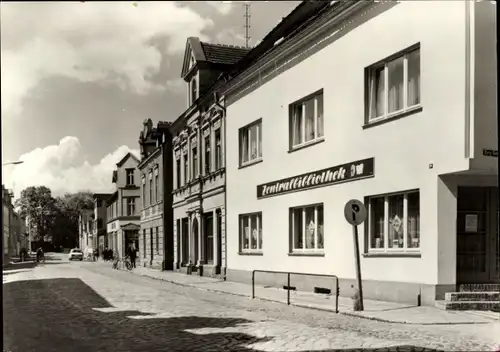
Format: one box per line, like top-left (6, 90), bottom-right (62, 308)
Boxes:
top-left (171, 38), bottom-right (249, 277)
top-left (223, 1), bottom-right (498, 305)
top-left (106, 153), bottom-right (142, 258)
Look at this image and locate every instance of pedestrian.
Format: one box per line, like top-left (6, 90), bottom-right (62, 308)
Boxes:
top-left (130, 245), bottom-right (137, 268)
top-left (95, 248), bottom-right (99, 261)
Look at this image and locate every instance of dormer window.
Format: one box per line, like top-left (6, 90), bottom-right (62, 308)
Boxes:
top-left (191, 78), bottom-right (198, 104)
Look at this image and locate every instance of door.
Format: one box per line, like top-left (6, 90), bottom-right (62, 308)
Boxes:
top-left (149, 228), bottom-right (154, 265)
top-left (457, 187), bottom-right (499, 284)
top-left (204, 213), bottom-right (214, 265)
top-left (192, 217), bottom-right (199, 264)
top-left (181, 218), bottom-right (189, 265)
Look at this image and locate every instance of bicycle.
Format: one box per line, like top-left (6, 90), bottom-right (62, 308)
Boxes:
top-left (124, 255), bottom-right (132, 271)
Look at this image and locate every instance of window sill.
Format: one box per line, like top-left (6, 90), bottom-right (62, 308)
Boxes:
top-left (238, 251), bottom-right (263, 256)
top-left (238, 158), bottom-right (263, 170)
top-left (288, 138), bottom-right (325, 154)
top-left (363, 105), bottom-right (423, 129)
top-left (288, 252), bottom-right (325, 257)
top-left (363, 252), bottom-right (421, 258)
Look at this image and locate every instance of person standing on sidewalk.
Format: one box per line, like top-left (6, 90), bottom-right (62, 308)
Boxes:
top-left (129, 245), bottom-right (137, 268)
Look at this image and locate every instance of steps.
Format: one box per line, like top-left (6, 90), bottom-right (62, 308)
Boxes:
top-left (438, 284), bottom-right (500, 311)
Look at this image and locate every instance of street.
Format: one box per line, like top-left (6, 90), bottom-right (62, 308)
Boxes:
top-left (3, 254), bottom-right (498, 352)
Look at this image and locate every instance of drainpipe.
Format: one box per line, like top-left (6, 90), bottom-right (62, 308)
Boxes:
top-left (213, 92), bottom-right (227, 281)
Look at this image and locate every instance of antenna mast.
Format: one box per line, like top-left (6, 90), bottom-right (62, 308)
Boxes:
top-left (244, 3), bottom-right (251, 48)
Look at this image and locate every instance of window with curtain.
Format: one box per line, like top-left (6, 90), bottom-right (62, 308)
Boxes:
top-left (192, 146), bottom-right (198, 178)
top-left (367, 190), bottom-right (420, 252)
top-left (204, 135), bottom-right (211, 175)
top-left (239, 119), bottom-right (262, 166)
top-left (289, 91), bottom-right (324, 149)
top-left (290, 204), bottom-right (324, 252)
top-left (215, 129), bottom-right (222, 170)
top-left (176, 158), bottom-right (181, 189)
top-left (183, 153), bottom-right (189, 184)
top-left (239, 212), bottom-right (262, 252)
top-left (367, 45), bottom-right (421, 122)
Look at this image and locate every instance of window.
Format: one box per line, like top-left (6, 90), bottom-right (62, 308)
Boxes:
top-left (155, 227), bottom-right (159, 254)
top-left (148, 173), bottom-right (153, 205)
top-left (215, 129), bottom-right (221, 170)
top-left (192, 146), bottom-right (198, 178)
top-left (191, 78), bottom-right (198, 104)
top-left (154, 168), bottom-right (159, 202)
top-left (367, 45), bottom-right (420, 122)
top-left (290, 91), bottom-right (324, 149)
top-left (204, 135), bottom-right (211, 174)
top-left (143, 229), bottom-right (146, 258)
top-left (142, 176), bottom-right (146, 206)
top-left (204, 213), bottom-right (214, 263)
top-left (127, 198), bottom-right (135, 216)
top-left (367, 190), bottom-right (420, 251)
top-left (183, 153), bottom-right (189, 184)
top-left (239, 212), bottom-right (262, 252)
top-left (176, 158), bottom-right (181, 188)
top-left (290, 204), bottom-right (324, 252)
top-left (126, 169), bottom-right (134, 185)
top-left (239, 119), bottom-right (262, 166)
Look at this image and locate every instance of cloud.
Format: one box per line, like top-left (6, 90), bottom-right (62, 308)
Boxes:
top-left (2, 136), bottom-right (140, 198)
top-left (0, 1), bottom-right (214, 117)
top-left (206, 1), bottom-right (234, 15)
top-left (215, 28), bottom-right (246, 46)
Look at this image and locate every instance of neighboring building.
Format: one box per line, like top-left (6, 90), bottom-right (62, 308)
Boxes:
top-left (223, 0), bottom-right (498, 305)
top-left (2, 185), bottom-right (13, 263)
top-left (93, 193), bottom-right (111, 252)
top-left (106, 153), bottom-right (141, 258)
top-left (78, 209), bottom-right (94, 252)
top-left (137, 119), bottom-right (173, 269)
top-left (170, 37), bottom-right (250, 277)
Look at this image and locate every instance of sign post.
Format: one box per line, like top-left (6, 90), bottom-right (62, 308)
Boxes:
top-left (344, 199), bottom-right (367, 311)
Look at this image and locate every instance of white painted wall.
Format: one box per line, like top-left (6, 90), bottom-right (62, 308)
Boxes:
top-left (226, 1), bottom-right (473, 286)
top-left (471, 1), bottom-right (498, 172)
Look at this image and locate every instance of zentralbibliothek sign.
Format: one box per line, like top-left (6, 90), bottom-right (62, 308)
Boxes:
top-left (256, 158), bottom-right (375, 199)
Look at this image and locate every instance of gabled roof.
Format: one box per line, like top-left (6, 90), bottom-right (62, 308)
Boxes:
top-left (181, 37), bottom-right (251, 78)
top-left (200, 42), bottom-right (250, 66)
top-left (116, 152), bottom-right (140, 168)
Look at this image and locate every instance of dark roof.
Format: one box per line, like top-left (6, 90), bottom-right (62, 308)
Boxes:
top-left (199, 42), bottom-right (251, 66)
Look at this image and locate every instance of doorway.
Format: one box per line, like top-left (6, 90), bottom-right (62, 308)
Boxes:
top-left (192, 217), bottom-right (199, 264)
top-left (204, 212), bottom-right (214, 265)
top-left (456, 187), bottom-right (499, 284)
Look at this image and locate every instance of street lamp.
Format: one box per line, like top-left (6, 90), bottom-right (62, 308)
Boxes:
top-left (3, 161), bottom-right (24, 166)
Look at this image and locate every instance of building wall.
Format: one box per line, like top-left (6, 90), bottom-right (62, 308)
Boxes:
top-left (225, 1), bottom-right (476, 304)
top-left (470, 0), bottom-right (497, 171)
top-left (139, 149), bottom-right (164, 269)
top-left (172, 102), bottom-right (226, 276)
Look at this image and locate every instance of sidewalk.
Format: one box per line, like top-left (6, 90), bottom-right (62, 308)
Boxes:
top-left (107, 263), bottom-right (499, 325)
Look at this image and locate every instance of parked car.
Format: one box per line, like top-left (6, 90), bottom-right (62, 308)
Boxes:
top-left (68, 248), bottom-right (83, 261)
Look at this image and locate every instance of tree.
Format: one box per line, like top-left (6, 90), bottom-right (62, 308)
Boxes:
top-left (16, 186), bottom-right (58, 246)
top-left (52, 191), bottom-right (94, 248)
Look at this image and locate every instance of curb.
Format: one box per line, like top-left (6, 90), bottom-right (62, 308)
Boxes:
top-left (125, 268), bottom-right (494, 326)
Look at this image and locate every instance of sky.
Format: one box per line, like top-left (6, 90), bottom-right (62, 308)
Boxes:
top-left (1, 1), bottom-right (299, 198)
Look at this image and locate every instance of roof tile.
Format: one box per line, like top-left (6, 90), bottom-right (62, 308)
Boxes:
top-left (200, 42), bottom-right (251, 66)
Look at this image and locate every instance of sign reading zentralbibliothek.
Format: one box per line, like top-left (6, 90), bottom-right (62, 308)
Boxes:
top-left (256, 157), bottom-right (375, 199)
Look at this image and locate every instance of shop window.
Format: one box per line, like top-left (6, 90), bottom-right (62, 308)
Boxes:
top-left (366, 45), bottom-right (421, 123)
top-left (290, 204), bottom-right (324, 252)
top-left (239, 119), bottom-right (262, 167)
top-left (239, 212), bottom-right (262, 252)
top-left (289, 90), bottom-right (324, 150)
top-left (367, 190), bottom-right (420, 252)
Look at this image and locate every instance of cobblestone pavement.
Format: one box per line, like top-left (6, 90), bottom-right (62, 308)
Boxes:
top-left (3, 257), bottom-right (498, 352)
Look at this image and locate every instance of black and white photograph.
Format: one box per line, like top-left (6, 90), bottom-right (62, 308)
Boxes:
top-left (2, 1), bottom-right (499, 351)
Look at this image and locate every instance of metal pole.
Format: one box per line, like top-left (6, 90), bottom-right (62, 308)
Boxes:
top-left (287, 273), bottom-right (291, 305)
top-left (335, 279), bottom-right (339, 313)
top-left (251, 270), bottom-right (255, 299)
top-left (353, 224), bottom-right (364, 311)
